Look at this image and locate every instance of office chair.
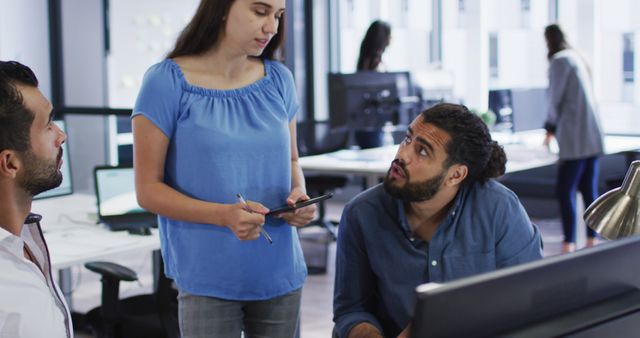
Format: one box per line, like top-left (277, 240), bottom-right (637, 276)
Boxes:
top-left (84, 255), bottom-right (179, 338)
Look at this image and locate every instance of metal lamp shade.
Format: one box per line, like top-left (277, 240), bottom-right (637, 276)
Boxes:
top-left (584, 160), bottom-right (640, 240)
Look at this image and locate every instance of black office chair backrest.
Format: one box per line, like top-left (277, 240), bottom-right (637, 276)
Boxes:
top-left (297, 120), bottom-right (349, 156)
top-left (84, 255), bottom-right (179, 338)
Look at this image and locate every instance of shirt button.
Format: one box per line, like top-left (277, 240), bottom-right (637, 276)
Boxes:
top-left (452, 211), bottom-right (456, 216)
top-left (410, 237), bottom-right (415, 242)
top-left (431, 260), bottom-right (438, 266)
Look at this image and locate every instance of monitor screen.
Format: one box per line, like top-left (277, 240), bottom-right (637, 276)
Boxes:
top-left (511, 88), bottom-right (547, 132)
top-left (488, 88), bottom-right (548, 133)
top-left (94, 166), bottom-right (146, 217)
top-left (34, 119), bottom-right (73, 199)
top-left (488, 89), bottom-right (513, 129)
top-left (410, 236), bottom-right (640, 337)
top-left (328, 71), bottom-right (413, 130)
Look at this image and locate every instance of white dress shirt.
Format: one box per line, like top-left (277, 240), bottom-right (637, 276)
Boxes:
top-left (0, 215), bottom-right (72, 338)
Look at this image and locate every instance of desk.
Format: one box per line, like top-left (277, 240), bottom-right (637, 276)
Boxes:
top-left (300, 129), bottom-right (640, 187)
top-left (32, 193), bottom-right (160, 310)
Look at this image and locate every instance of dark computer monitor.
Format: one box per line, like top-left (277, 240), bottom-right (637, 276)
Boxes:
top-left (328, 71), bottom-right (414, 130)
top-left (34, 119), bottom-right (73, 199)
top-left (411, 235), bottom-right (640, 338)
top-left (488, 88), bottom-right (513, 129)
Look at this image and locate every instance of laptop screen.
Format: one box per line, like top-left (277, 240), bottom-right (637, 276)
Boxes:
top-left (94, 166), bottom-right (147, 218)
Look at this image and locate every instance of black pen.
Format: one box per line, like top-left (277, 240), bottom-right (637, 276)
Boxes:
top-left (236, 193), bottom-right (273, 244)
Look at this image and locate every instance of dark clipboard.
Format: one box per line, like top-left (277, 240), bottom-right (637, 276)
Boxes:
top-left (266, 193), bottom-right (334, 216)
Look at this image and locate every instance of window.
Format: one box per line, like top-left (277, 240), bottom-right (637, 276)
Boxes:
top-left (623, 33), bottom-right (635, 83)
top-left (489, 33), bottom-right (499, 78)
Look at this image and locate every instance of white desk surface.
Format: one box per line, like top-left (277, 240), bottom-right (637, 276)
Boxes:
top-left (300, 130), bottom-right (640, 178)
top-left (32, 193), bottom-right (160, 271)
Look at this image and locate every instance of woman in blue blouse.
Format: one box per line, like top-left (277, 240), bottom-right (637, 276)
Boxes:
top-left (132, 0), bottom-right (315, 337)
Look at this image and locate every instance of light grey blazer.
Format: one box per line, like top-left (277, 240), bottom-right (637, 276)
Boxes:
top-left (546, 49), bottom-right (604, 160)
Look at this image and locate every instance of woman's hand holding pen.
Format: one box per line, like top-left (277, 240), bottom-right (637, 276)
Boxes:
top-left (274, 187), bottom-right (317, 227)
top-left (225, 200), bottom-right (269, 241)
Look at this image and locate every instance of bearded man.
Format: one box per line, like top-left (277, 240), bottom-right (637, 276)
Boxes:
top-left (0, 61), bottom-right (72, 338)
top-left (333, 103), bottom-right (543, 338)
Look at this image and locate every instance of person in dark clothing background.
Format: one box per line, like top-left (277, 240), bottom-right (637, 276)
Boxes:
top-left (356, 20), bottom-right (392, 72)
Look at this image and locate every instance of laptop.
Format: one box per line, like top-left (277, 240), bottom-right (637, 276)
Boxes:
top-left (93, 165), bottom-right (157, 233)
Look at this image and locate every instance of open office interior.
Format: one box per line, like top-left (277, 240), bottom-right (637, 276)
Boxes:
top-left (4, 0), bottom-right (640, 337)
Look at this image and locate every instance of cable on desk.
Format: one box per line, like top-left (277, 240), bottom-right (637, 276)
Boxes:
top-left (57, 214), bottom-right (96, 226)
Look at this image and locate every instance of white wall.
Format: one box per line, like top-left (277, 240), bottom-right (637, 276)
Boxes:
top-left (556, 0), bottom-right (640, 133)
top-left (106, 0), bottom-right (199, 108)
top-left (61, 0), bottom-right (110, 192)
top-left (62, 0), bottom-right (106, 106)
top-left (337, 0), bottom-right (432, 74)
top-left (441, 0), bottom-right (467, 102)
top-left (441, 0), bottom-right (489, 110)
top-left (488, 0), bottom-right (548, 90)
top-left (0, 0), bottom-right (52, 99)
top-left (598, 0), bottom-right (632, 103)
top-left (313, 0), bottom-right (330, 121)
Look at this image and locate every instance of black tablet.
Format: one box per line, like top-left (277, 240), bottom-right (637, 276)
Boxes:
top-left (266, 193), bottom-right (334, 216)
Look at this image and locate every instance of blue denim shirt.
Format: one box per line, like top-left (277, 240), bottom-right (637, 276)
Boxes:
top-left (333, 181), bottom-right (543, 337)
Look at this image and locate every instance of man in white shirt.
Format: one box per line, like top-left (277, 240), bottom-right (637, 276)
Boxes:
top-left (0, 61), bottom-right (72, 338)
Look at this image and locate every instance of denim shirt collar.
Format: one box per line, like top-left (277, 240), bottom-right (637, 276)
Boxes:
top-left (395, 184), bottom-right (468, 242)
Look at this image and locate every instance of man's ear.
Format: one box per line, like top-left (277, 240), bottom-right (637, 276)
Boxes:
top-left (445, 164), bottom-right (468, 187)
top-left (0, 150), bottom-right (21, 179)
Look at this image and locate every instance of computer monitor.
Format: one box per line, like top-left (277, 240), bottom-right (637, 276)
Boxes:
top-left (511, 88), bottom-right (547, 132)
top-left (328, 71), bottom-right (414, 130)
top-left (34, 119), bottom-right (73, 199)
top-left (411, 236), bottom-right (640, 337)
top-left (488, 89), bottom-right (513, 129)
top-left (488, 88), bottom-right (548, 133)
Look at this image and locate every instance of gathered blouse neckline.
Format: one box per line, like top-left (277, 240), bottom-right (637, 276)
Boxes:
top-left (166, 58), bottom-right (273, 98)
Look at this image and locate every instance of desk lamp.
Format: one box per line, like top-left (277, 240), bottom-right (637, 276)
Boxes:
top-left (584, 160), bottom-right (640, 239)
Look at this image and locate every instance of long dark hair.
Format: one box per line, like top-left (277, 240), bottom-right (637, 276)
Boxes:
top-left (544, 24), bottom-right (569, 60)
top-left (167, 0), bottom-right (285, 60)
top-left (357, 20), bottom-right (391, 71)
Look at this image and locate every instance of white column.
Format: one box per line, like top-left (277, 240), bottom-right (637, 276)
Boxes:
top-left (633, 1), bottom-right (640, 106)
top-left (0, 0), bottom-right (52, 100)
top-left (575, 0), bottom-right (601, 102)
top-left (464, 0), bottom-right (489, 111)
top-left (574, 0), bottom-right (600, 248)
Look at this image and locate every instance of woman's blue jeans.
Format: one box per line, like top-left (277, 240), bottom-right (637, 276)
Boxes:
top-left (556, 156), bottom-right (599, 243)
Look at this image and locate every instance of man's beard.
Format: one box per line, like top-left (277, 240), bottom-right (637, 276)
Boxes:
top-left (19, 148), bottom-right (63, 196)
top-left (383, 160), bottom-right (446, 202)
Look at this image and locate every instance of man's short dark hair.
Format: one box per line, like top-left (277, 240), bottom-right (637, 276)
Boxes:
top-left (421, 103), bottom-right (506, 184)
top-left (0, 61), bottom-right (39, 153)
